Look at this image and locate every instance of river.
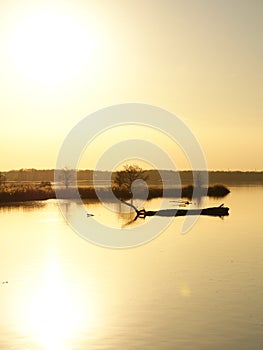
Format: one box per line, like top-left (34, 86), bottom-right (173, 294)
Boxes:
top-left (0, 186), bottom-right (263, 349)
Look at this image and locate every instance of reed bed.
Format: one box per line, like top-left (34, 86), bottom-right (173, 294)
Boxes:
top-left (0, 183), bottom-right (230, 204)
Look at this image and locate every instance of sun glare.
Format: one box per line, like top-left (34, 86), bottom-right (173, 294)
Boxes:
top-left (24, 255), bottom-right (97, 350)
top-left (8, 6), bottom-right (100, 86)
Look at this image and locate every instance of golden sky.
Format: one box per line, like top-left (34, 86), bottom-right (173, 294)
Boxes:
top-left (0, 0), bottom-right (262, 171)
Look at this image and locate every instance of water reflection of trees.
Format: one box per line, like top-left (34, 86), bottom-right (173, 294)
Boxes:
top-left (0, 201), bottom-right (46, 212)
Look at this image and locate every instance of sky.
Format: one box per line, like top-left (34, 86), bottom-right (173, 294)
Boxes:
top-left (0, 0), bottom-right (262, 171)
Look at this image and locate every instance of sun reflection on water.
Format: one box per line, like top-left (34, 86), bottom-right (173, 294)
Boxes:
top-left (24, 254), bottom-right (97, 350)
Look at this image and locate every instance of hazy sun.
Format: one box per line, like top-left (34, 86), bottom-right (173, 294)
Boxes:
top-left (8, 6), bottom-right (99, 85)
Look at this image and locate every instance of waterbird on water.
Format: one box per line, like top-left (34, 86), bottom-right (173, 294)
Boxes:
top-left (170, 200), bottom-right (192, 205)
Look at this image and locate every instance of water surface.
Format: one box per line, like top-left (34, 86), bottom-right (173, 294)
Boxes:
top-left (0, 186), bottom-right (263, 349)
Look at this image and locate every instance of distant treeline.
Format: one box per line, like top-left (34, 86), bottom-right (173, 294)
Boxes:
top-left (1, 169), bottom-right (263, 185)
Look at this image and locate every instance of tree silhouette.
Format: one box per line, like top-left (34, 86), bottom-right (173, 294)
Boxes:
top-left (58, 167), bottom-right (76, 189)
top-left (113, 164), bottom-right (148, 189)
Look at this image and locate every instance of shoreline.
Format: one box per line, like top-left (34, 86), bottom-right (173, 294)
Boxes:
top-left (0, 184), bottom-right (230, 205)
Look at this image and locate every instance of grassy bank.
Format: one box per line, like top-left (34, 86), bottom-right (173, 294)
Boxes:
top-left (0, 183), bottom-right (55, 203)
top-left (0, 183), bottom-right (230, 204)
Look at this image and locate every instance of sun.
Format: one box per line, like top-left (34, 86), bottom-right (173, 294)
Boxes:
top-left (8, 5), bottom-right (99, 86)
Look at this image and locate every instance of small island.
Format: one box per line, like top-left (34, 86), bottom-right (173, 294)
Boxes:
top-left (0, 166), bottom-right (233, 204)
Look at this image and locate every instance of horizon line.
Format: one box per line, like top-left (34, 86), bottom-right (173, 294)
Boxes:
top-left (1, 168), bottom-right (263, 173)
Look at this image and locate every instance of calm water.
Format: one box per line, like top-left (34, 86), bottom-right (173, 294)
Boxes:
top-left (0, 186), bottom-right (263, 350)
